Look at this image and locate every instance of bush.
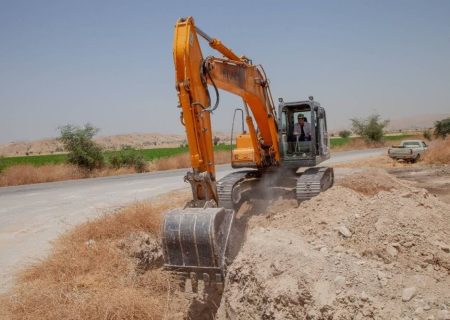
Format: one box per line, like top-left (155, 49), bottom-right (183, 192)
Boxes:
top-left (350, 114), bottom-right (389, 142)
top-left (338, 130), bottom-right (351, 138)
top-left (434, 117), bottom-right (450, 138)
top-left (109, 146), bottom-right (147, 172)
top-left (58, 124), bottom-right (105, 171)
top-left (423, 129), bottom-right (432, 141)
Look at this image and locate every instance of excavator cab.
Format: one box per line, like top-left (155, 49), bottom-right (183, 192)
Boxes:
top-left (278, 98), bottom-right (331, 168)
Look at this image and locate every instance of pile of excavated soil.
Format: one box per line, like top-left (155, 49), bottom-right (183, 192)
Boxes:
top-left (217, 169), bottom-right (450, 319)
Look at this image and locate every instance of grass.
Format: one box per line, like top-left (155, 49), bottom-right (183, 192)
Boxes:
top-left (0, 192), bottom-right (190, 320)
top-left (0, 144), bottom-right (233, 171)
top-left (330, 137), bottom-right (351, 147)
top-left (0, 153), bottom-right (67, 169)
top-left (383, 134), bottom-right (415, 142)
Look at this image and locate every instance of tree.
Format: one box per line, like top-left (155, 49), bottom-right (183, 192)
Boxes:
top-left (350, 114), bottom-right (389, 142)
top-left (58, 123), bottom-right (105, 170)
top-left (338, 130), bottom-right (351, 138)
top-left (434, 117), bottom-right (450, 138)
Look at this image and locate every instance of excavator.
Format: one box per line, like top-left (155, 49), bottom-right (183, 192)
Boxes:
top-left (162, 17), bottom-right (334, 291)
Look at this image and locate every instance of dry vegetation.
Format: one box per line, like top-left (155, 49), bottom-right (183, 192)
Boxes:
top-left (422, 137), bottom-right (450, 164)
top-left (0, 192), bottom-right (189, 320)
top-left (0, 164), bottom-right (137, 187)
top-left (0, 151), bottom-right (231, 187)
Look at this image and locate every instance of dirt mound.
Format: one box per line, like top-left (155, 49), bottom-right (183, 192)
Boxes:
top-left (337, 168), bottom-right (409, 195)
top-left (218, 171), bottom-right (450, 319)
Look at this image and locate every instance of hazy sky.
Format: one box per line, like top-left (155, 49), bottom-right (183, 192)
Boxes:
top-left (1, 0), bottom-right (449, 143)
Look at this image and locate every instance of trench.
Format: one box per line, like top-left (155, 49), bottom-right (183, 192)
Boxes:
top-left (182, 188), bottom-right (297, 319)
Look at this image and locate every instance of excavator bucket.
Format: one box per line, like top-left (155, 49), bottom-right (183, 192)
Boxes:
top-left (162, 207), bottom-right (234, 282)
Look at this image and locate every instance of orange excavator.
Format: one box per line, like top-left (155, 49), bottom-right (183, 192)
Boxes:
top-left (162, 17), bottom-right (334, 290)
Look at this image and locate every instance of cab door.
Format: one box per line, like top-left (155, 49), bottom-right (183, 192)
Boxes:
top-left (317, 107), bottom-right (330, 157)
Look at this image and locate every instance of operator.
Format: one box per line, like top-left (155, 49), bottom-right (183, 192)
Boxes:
top-left (293, 114), bottom-right (311, 141)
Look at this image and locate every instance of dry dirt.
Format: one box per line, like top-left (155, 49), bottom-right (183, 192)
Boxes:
top-left (213, 169), bottom-right (450, 320)
top-left (2, 167), bottom-right (449, 319)
top-left (162, 167), bottom-right (450, 320)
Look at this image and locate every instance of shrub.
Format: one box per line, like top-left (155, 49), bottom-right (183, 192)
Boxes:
top-left (58, 124), bottom-right (105, 171)
top-left (434, 117), bottom-right (450, 138)
top-left (350, 114), bottom-right (389, 142)
top-left (338, 130), bottom-right (351, 138)
top-left (423, 129), bottom-right (432, 141)
top-left (109, 146), bottom-right (147, 172)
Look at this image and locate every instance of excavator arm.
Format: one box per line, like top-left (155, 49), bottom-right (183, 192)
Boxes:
top-left (173, 16), bottom-right (279, 206)
top-left (163, 17), bottom-right (280, 286)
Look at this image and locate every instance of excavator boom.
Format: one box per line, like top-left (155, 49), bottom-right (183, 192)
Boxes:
top-left (163, 17), bottom-right (281, 285)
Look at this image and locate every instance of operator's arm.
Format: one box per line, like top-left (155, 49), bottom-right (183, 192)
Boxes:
top-left (293, 123), bottom-right (300, 136)
top-left (305, 123), bottom-right (312, 140)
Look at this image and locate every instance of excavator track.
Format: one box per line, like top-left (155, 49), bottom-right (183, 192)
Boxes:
top-left (217, 170), bottom-right (260, 210)
top-left (296, 167), bottom-right (334, 201)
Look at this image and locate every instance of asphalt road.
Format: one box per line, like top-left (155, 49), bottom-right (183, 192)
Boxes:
top-left (0, 148), bottom-right (384, 291)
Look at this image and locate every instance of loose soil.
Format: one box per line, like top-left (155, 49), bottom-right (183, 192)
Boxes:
top-left (215, 168), bottom-right (450, 319)
top-left (2, 166), bottom-right (449, 319)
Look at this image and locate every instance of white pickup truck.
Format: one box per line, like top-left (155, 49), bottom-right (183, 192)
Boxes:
top-left (388, 140), bottom-right (428, 163)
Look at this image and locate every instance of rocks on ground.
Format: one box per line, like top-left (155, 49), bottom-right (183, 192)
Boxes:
top-left (216, 169), bottom-right (450, 319)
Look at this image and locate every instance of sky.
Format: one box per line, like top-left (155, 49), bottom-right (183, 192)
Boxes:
top-left (0, 0), bottom-right (449, 143)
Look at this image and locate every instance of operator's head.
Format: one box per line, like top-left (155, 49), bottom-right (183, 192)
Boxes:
top-left (297, 114), bottom-right (305, 124)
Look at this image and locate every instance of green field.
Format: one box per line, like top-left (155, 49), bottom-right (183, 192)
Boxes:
top-left (0, 144), bottom-right (233, 171)
top-left (330, 137), bottom-right (351, 147)
top-left (382, 134), bottom-right (414, 141)
top-left (330, 134), bottom-right (414, 148)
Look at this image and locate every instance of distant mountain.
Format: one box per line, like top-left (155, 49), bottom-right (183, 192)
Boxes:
top-left (387, 113), bottom-right (450, 131)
